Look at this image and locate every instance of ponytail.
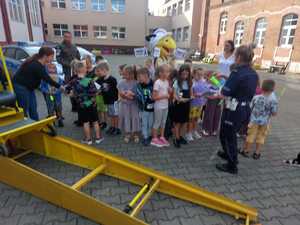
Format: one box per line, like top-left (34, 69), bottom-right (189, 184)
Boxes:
top-left (235, 44), bottom-right (255, 65)
top-left (20, 46), bottom-right (54, 70)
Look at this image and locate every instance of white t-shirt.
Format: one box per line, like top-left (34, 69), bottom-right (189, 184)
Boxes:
top-left (218, 52), bottom-right (235, 78)
top-left (153, 79), bottom-right (169, 110)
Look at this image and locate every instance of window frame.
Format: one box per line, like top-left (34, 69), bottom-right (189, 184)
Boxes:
top-left (111, 26), bottom-right (126, 40)
top-left (185, 0), bottom-right (191, 12)
top-left (172, 3), bottom-right (177, 16)
top-left (183, 26), bottom-right (189, 41)
top-left (28, 0), bottom-right (41, 27)
top-left (111, 0), bottom-right (125, 14)
top-left (53, 24), bottom-right (69, 37)
top-left (178, 0), bottom-right (183, 15)
top-left (219, 12), bottom-right (228, 35)
top-left (176, 28), bottom-right (182, 42)
top-left (234, 21), bottom-right (245, 47)
top-left (51, 0), bottom-right (66, 8)
top-left (8, 0), bottom-right (24, 23)
top-left (93, 25), bottom-right (108, 39)
top-left (279, 13), bottom-right (298, 48)
top-left (73, 25), bottom-right (89, 38)
top-left (253, 17), bottom-right (267, 48)
top-left (71, 0), bottom-right (86, 11)
top-left (91, 0), bottom-right (106, 12)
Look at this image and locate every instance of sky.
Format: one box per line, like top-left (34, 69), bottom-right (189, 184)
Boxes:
top-left (148, 0), bottom-right (162, 15)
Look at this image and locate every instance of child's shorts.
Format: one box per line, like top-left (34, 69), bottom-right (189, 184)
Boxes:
top-left (153, 108), bottom-right (168, 129)
top-left (190, 106), bottom-right (202, 120)
top-left (78, 106), bottom-right (99, 123)
top-left (96, 95), bottom-right (107, 113)
top-left (107, 101), bottom-right (119, 117)
top-left (246, 123), bottom-right (269, 145)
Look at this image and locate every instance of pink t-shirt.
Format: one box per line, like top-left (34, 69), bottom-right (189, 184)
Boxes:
top-left (153, 79), bottom-right (169, 110)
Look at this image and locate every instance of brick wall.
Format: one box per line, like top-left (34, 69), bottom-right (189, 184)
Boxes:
top-left (204, 0), bottom-right (300, 73)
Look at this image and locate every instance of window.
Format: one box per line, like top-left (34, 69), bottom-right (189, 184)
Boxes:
top-left (183, 26), bottom-right (189, 41)
top-left (92, 0), bottom-right (106, 11)
top-left (254, 18), bottom-right (267, 47)
top-left (44, 23), bottom-right (48, 35)
top-left (71, 0), bottom-right (86, 10)
top-left (29, 0), bottom-right (40, 26)
top-left (172, 29), bottom-right (176, 39)
top-left (234, 21), bottom-right (244, 47)
top-left (279, 14), bottom-right (298, 47)
top-left (3, 48), bottom-right (16, 59)
top-left (185, 0), bottom-right (190, 11)
top-left (176, 28), bottom-right (182, 41)
top-left (167, 6), bottom-right (172, 16)
top-left (172, 3), bottom-right (177, 16)
top-left (112, 26), bottom-right (126, 39)
top-left (8, 0), bottom-right (24, 23)
top-left (15, 49), bottom-right (29, 61)
top-left (73, 25), bottom-right (88, 38)
top-left (111, 0), bottom-right (125, 13)
top-left (178, 1), bottom-right (183, 15)
top-left (94, 25), bottom-right (107, 39)
top-left (219, 13), bottom-right (228, 34)
top-left (51, 0), bottom-right (66, 8)
top-left (53, 24), bottom-right (68, 36)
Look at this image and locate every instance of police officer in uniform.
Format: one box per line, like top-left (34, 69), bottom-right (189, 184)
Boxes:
top-left (56, 31), bottom-right (80, 112)
top-left (216, 45), bottom-right (258, 174)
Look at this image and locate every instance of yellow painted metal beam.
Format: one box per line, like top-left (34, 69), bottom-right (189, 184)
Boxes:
top-left (130, 179), bottom-right (160, 217)
top-left (0, 156), bottom-right (148, 225)
top-left (72, 164), bottom-right (106, 190)
top-left (16, 131), bottom-right (258, 224)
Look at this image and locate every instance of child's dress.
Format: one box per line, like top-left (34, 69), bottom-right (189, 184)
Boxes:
top-left (117, 79), bottom-right (140, 133)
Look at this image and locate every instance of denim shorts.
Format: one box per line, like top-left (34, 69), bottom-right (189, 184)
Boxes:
top-left (107, 102), bottom-right (119, 116)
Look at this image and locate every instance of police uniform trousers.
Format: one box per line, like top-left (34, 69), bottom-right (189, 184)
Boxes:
top-left (219, 104), bottom-right (250, 168)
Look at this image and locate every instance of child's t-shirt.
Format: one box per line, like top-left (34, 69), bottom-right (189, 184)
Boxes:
top-left (117, 79), bottom-right (137, 105)
top-left (250, 92), bottom-right (278, 126)
top-left (191, 79), bottom-right (209, 107)
top-left (153, 79), bottom-right (169, 110)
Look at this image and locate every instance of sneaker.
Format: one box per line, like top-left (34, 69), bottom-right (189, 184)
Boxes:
top-left (95, 137), bottom-right (104, 144)
top-left (179, 136), bottom-right (188, 145)
top-left (212, 131), bottom-right (218, 136)
top-left (81, 139), bottom-right (92, 145)
top-left (193, 131), bottom-right (202, 139)
top-left (202, 130), bottom-right (210, 136)
top-left (185, 133), bottom-right (194, 142)
top-left (173, 138), bottom-right (181, 148)
top-left (124, 136), bottom-right (130, 144)
top-left (100, 122), bottom-right (107, 130)
top-left (159, 137), bottom-right (170, 147)
top-left (150, 138), bottom-right (164, 147)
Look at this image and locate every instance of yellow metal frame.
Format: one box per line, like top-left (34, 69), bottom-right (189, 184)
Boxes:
top-left (0, 44), bottom-right (257, 225)
top-left (0, 130), bottom-right (257, 225)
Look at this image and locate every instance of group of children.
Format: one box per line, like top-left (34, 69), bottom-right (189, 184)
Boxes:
top-left (40, 56), bottom-right (279, 159)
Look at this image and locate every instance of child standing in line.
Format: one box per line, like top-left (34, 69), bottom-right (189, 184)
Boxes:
top-left (172, 64), bottom-right (192, 148)
top-left (118, 65), bottom-right (140, 143)
top-left (40, 63), bottom-right (64, 127)
top-left (144, 58), bottom-right (155, 81)
top-left (240, 80), bottom-right (278, 159)
top-left (136, 68), bottom-right (154, 146)
top-left (202, 71), bottom-right (223, 137)
top-left (151, 64), bottom-right (171, 148)
top-left (186, 68), bottom-right (209, 141)
top-left (95, 61), bottom-right (120, 135)
top-left (65, 61), bottom-right (103, 145)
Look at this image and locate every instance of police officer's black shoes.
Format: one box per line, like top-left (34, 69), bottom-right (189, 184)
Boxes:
top-left (173, 139), bottom-right (181, 148)
top-left (216, 163), bottom-right (238, 175)
top-left (217, 151), bottom-right (229, 160)
top-left (179, 136), bottom-right (188, 145)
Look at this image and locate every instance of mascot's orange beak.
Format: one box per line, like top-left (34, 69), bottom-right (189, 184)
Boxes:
top-left (156, 36), bottom-right (176, 60)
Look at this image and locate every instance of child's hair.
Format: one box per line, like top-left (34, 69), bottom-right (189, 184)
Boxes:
top-left (178, 64), bottom-right (192, 89)
top-left (119, 64), bottom-right (127, 71)
top-left (95, 60), bottom-right (110, 71)
top-left (124, 65), bottom-right (137, 80)
top-left (184, 58), bottom-right (193, 64)
top-left (137, 67), bottom-right (150, 77)
top-left (235, 44), bottom-right (254, 65)
top-left (144, 58), bottom-right (153, 65)
top-left (73, 61), bottom-right (86, 74)
top-left (193, 67), bottom-right (203, 76)
top-left (225, 40), bottom-right (235, 53)
top-left (229, 63), bottom-right (237, 72)
top-left (156, 64), bottom-right (170, 79)
top-left (95, 55), bottom-right (104, 62)
top-left (70, 59), bottom-right (80, 75)
top-left (262, 79), bottom-right (275, 93)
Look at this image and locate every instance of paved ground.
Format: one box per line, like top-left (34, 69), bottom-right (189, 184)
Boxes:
top-left (1, 56), bottom-right (300, 225)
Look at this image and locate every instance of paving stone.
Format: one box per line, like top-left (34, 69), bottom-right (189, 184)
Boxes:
top-left (260, 207), bottom-right (282, 221)
top-left (180, 215), bottom-right (205, 225)
top-left (279, 216), bottom-right (300, 225)
top-left (53, 219), bottom-right (77, 225)
top-left (0, 215), bottom-right (21, 225)
top-left (152, 199), bottom-right (173, 210)
top-left (18, 212), bottom-right (44, 225)
top-left (144, 209), bottom-right (168, 223)
top-left (0, 205), bottom-right (14, 217)
top-left (277, 205), bottom-right (300, 217)
top-left (199, 214), bottom-right (225, 225)
top-left (76, 217), bottom-right (98, 225)
top-left (12, 204), bottom-right (35, 215)
top-left (157, 218), bottom-right (181, 225)
top-left (165, 207), bottom-right (188, 220)
top-left (42, 211), bottom-right (67, 224)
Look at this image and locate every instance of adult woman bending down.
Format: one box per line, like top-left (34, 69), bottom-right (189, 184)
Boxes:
top-left (13, 47), bottom-right (63, 121)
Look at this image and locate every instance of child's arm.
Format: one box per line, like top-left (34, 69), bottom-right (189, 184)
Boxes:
top-left (152, 90), bottom-right (168, 100)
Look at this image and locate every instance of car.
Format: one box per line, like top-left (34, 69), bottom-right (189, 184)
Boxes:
top-left (0, 42), bottom-right (64, 78)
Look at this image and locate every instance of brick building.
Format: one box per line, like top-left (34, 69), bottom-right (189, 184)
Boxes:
top-left (0, 0), bottom-right (45, 44)
top-left (205, 0), bottom-right (300, 73)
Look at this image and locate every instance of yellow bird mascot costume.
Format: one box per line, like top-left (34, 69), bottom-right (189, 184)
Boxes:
top-left (146, 28), bottom-right (176, 67)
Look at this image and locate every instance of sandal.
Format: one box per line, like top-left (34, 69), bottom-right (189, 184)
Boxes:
top-left (239, 149), bottom-right (250, 158)
top-left (253, 153), bottom-right (261, 160)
